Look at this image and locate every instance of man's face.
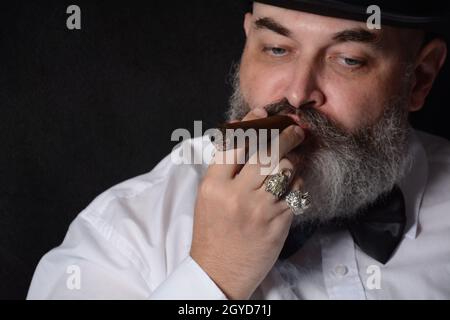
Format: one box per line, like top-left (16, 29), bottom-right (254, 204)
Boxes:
top-left (227, 3), bottom-right (423, 224)
top-left (239, 3), bottom-right (421, 131)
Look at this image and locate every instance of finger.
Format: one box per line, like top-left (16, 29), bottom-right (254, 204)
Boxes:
top-left (290, 176), bottom-right (305, 193)
top-left (280, 177), bottom-right (312, 219)
top-left (262, 176), bottom-right (305, 227)
top-left (269, 207), bottom-right (294, 240)
top-left (276, 175), bottom-right (305, 213)
top-left (238, 125), bottom-right (305, 189)
top-left (207, 107), bottom-right (268, 179)
top-left (277, 125), bottom-right (306, 159)
top-left (242, 157), bottom-right (298, 200)
top-left (261, 157), bottom-right (298, 194)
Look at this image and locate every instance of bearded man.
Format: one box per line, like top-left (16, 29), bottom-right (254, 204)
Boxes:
top-left (28, 0), bottom-right (450, 299)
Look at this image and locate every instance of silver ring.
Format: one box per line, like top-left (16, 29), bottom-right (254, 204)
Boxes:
top-left (264, 169), bottom-right (292, 199)
top-left (285, 190), bottom-right (312, 215)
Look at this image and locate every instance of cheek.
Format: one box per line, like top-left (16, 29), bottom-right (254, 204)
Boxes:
top-left (317, 56), bottom-right (408, 131)
top-left (240, 51), bottom-right (291, 109)
top-left (321, 58), bottom-right (406, 130)
top-left (320, 81), bottom-right (386, 130)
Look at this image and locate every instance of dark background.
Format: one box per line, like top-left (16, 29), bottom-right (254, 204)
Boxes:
top-left (0, 0), bottom-right (449, 299)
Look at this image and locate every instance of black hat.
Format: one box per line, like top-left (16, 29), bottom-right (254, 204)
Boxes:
top-left (253, 0), bottom-right (450, 39)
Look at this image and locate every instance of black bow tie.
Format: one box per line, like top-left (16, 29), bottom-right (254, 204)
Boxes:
top-left (279, 186), bottom-right (406, 264)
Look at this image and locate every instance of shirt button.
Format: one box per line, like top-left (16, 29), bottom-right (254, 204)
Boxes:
top-left (334, 264), bottom-right (349, 276)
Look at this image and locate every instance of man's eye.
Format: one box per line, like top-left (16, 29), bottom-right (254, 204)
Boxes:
top-left (263, 46), bottom-right (288, 57)
top-left (340, 57), bottom-right (365, 67)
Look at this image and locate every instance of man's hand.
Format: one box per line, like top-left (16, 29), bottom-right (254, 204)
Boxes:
top-left (190, 108), bottom-right (305, 299)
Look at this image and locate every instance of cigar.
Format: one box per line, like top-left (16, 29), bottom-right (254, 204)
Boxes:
top-left (221, 115), bottom-right (296, 131)
top-left (210, 115), bottom-right (297, 151)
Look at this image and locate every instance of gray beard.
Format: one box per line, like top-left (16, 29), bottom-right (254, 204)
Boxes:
top-left (226, 64), bottom-right (413, 226)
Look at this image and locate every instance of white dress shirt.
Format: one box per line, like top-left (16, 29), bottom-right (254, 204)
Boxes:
top-left (27, 129), bottom-right (450, 299)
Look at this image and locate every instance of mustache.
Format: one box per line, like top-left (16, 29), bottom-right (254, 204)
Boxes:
top-left (263, 99), bottom-right (342, 135)
top-left (264, 99), bottom-right (314, 116)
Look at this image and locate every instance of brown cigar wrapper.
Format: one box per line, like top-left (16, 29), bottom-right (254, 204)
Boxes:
top-left (210, 115), bottom-right (297, 151)
top-left (221, 115), bottom-right (296, 131)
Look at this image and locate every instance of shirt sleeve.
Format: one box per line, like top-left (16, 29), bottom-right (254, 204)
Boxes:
top-left (27, 214), bottom-right (151, 299)
top-left (149, 256), bottom-right (227, 300)
top-left (28, 138), bottom-right (226, 300)
top-left (27, 212), bottom-right (226, 300)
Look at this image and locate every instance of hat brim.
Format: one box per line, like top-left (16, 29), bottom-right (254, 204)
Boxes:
top-left (254, 0), bottom-right (449, 38)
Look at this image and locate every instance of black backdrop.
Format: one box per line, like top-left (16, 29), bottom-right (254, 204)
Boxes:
top-left (1, 0), bottom-right (449, 299)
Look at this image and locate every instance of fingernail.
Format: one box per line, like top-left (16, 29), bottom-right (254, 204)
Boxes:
top-left (294, 126), bottom-right (304, 138)
top-left (252, 108), bottom-right (267, 117)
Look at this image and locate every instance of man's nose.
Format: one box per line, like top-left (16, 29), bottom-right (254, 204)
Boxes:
top-left (284, 61), bottom-right (325, 109)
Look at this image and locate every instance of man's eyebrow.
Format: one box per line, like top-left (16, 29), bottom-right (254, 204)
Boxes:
top-left (254, 17), bottom-right (291, 37)
top-left (332, 28), bottom-right (381, 47)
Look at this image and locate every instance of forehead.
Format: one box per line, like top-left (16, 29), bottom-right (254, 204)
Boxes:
top-left (253, 2), bottom-right (366, 33)
top-left (252, 2), bottom-right (387, 41)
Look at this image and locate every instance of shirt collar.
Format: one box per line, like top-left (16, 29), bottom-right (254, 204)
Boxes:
top-left (398, 129), bottom-right (429, 240)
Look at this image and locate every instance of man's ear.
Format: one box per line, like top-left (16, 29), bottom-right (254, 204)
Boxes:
top-left (244, 13), bottom-right (253, 38)
top-left (409, 38), bottom-right (447, 112)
